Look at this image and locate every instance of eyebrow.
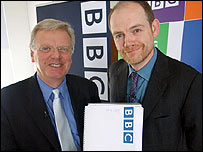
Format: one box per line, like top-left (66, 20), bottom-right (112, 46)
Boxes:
top-left (112, 31), bottom-right (122, 36)
top-left (112, 24), bottom-right (144, 36)
top-left (129, 24), bottom-right (144, 30)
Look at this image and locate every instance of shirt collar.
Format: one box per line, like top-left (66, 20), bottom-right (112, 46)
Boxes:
top-left (37, 75), bottom-right (67, 102)
top-left (128, 47), bottom-right (157, 81)
top-left (57, 77), bottom-right (67, 99)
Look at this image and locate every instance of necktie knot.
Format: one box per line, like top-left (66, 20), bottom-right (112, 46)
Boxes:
top-left (131, 72), bottom-right (138, 81)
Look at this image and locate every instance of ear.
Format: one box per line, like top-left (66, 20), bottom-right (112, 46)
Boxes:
top-left (152, 19), bottom-right (160, 38)
top-left (30, 49), bottom-right (35, 63)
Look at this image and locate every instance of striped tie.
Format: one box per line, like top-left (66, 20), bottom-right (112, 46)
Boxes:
top-left (130, 72), bottom-right (138, 103)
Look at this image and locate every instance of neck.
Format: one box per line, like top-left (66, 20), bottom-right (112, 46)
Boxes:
top-left (131, 49), bottom-right (154, 71)
top-left (37, 73), bottom-right (64, 89)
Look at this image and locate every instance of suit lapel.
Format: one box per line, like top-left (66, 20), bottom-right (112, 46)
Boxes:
top-left (142, 50), bottom-right (171, 120)
top-left (115, 61), bottom-right (128, 102)
top-left (24, 74), bottom-right (60, 150)
top-left (65, 75), bottom-right (88, 150)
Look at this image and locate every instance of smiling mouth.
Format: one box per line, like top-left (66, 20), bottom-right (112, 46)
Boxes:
top-left (50, 64), bottom-right (62, 68)
top-left (126, 49), bottom-right (138, 55)
top-left (128, 50), bottom-right (136, 53)
top-left (126, 46), bottom-right (142, 54)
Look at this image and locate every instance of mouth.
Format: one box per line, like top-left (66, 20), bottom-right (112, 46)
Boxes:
top-left (127, 49), bottom-right (136, 54)
top-left (49, 64), bottom-right (62, 68)
top-left (126, 48), bottom-right (139, 55)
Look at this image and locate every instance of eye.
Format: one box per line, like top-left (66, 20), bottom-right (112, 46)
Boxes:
top-left (133, 29), bottom-right (141, 33)
top-left (39, 46), bottom-right (51, 52)
top-left (58, 46), bottom-right (70, 53)
top-left (115, 33), bottom-right (123, 40)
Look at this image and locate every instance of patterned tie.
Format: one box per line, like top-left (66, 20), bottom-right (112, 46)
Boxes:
top-left (52, 89), bottom-right (77, 151)
top-left (130, 72), bottom-right (138, 103)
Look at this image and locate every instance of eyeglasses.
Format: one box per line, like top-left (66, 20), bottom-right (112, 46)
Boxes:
top-left (38, 45), bottom-right (72, 53)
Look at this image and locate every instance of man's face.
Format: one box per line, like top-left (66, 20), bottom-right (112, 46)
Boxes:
top-left (110, 2), bottom-right (159, 70)
top-left (31, 29), bottom-right (72, 85)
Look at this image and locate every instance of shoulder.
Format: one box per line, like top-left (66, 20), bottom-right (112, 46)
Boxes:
top-left (1, 76), bottom-right (34, 96)
top-left (156, 49), bottom-right (201, 81)
top-left (65, 74), bottom-right (100, 100)
top-left (66, 74), bottom-right (92, 83)
top-left (108, 59), bottom-right (128, 74)
top-left (170, 57), bottom-right (202, 84)
top-left (109, 59), bottom-right (127, 69)
top-left (164, 53), bottom-right (199, 76)
top-left (66, 74), bottom-right (97, 88)
top-left (1, 76), bottom-right (36, 110)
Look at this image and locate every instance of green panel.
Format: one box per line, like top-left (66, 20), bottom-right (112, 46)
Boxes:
top-left (118, 52), bottom-right (122, 60)
top-left (117, 22), bottom-right (169, 60)
top-left (154, 23), bottom-right (169, 55)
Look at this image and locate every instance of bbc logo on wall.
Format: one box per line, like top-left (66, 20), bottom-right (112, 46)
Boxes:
top-left (36, 1), bottom-right (111, 101)
top-left (81, 1), bottom-right (110, 101)
top-left (81, 1), bottom-right (107, 34)
top-left (149, 1), bottom-right (202, 73)
top-left (117, 1), bottom-right (202, 73)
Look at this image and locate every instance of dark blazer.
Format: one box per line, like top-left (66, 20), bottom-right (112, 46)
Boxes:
top-left (108, 48), bottom-right (202, 151)
top-left (1, 73), bottom-right (101, 151)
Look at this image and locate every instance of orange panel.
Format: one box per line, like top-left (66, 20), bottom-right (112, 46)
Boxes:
top-left (185, 1), bottom-right (202, 20)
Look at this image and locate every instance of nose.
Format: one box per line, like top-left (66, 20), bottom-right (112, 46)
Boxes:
top-left (124, 33), bottom-right (135, 48)
top-left (52, 48), bottom-right (60, 58)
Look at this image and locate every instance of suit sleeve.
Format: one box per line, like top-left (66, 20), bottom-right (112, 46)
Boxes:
top-left (182, 72), bottom-right (202, 150)
top-left (1, 90), bottom-right (18, 151)
top-left (89, 81), bottom-right (101, 103)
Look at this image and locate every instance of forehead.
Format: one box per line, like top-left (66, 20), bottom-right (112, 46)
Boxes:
top-left (36, 29), bottom-right (69, 36)
top-left (110, 3), bottom-right (148, 31)
top-left (35, 29), bottom-right (71, 41)
top-left (34, 29), bottom-right (71, 46)
top-left (112, 2), bottom-right (146, 16)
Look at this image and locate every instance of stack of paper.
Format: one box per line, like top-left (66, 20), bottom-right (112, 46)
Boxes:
top-left (83, 103), bottom-right (144, 151)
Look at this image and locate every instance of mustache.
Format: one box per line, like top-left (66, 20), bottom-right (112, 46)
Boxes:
top-left (123, 46), bottom-right (142, 53)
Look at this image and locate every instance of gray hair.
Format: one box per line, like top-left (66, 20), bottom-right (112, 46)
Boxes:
top-left (29, 18), bottom-right (75, 53)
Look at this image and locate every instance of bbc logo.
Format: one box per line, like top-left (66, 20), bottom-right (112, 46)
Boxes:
top-left (123, 107), bottom-right (134, 144)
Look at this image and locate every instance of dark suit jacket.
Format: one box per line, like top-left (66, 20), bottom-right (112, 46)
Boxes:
top-left (1, 73), bottom-right (101, 151)
top-left (108, 48), bottom-right (202, 151)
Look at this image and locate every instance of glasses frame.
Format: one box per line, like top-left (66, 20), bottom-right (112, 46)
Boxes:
top-left (37, 45), bottom-right (73, 53)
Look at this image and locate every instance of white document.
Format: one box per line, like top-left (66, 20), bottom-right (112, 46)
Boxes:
top-left (83, 103), bottom-right (144, 151)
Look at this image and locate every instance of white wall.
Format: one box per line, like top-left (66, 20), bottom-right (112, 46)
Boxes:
top-left (110, 1), bottom-right (119, 8)
top-left (1, 1), bottom-right (53, 88)
top-left (26, 1), bottom-right (59, 31)
top-left (1, 1), bottom-right (35, 88)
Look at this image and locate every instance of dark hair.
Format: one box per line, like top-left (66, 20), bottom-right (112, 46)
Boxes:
top-left (108, 1), bottom-right (155, 31)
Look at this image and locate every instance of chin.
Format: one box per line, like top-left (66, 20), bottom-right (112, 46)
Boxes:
top-left (49, 73), bottom-right (64, 79)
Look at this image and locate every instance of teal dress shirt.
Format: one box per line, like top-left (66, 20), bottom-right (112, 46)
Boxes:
top-left (127, 48), bottom-right (157, 103)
